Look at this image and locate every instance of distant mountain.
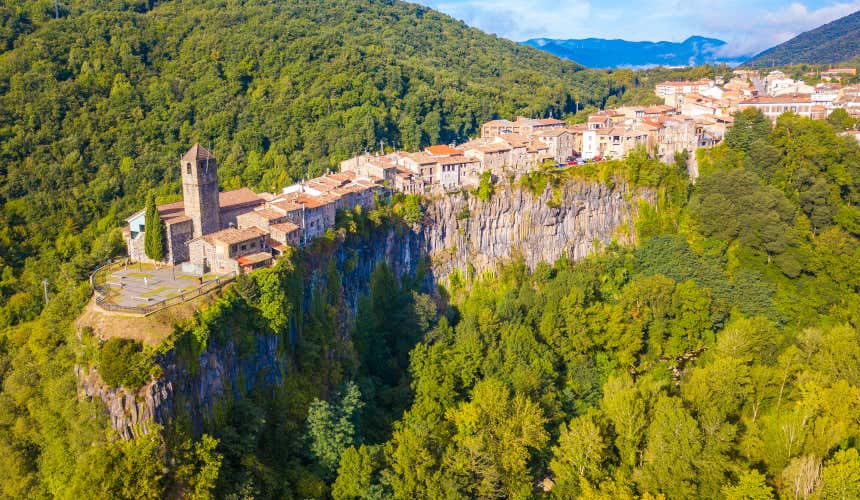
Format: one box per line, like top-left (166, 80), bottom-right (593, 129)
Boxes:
top-left (745, 10), bottom-right (860, 67)
top-left (522, 36), bottom-right (750, 68)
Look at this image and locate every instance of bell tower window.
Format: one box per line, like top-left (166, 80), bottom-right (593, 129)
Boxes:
top-left (186, 163), bottom-right (192, 175)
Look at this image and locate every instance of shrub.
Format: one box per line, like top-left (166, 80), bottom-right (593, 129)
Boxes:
top-left (98, 338), bottom-right (154, 388)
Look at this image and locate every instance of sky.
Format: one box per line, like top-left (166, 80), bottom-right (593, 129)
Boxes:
top-left (416, 0), bottom-right (860, 56)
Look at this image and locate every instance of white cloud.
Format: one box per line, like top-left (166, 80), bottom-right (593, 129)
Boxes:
top-left (424, 0), bottom-right (594, 41)
top-left (708, 1), bottom-right (860, 55)
top-left (418, 0), bottom-right (860, 57)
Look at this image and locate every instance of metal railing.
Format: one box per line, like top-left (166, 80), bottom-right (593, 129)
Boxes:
top-left (90, 259), bottom-right (237, 316)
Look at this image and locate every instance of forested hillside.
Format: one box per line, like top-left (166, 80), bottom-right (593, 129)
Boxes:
top-left (745, 9), bottom-right (860, 66)
top-left (0, 0), bottom-right (624, 326)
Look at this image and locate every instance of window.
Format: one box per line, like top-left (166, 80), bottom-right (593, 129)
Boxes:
top-left (240, 244), bottom-right (247, 251)
top-left (186, 163), bottom-right (192, 175)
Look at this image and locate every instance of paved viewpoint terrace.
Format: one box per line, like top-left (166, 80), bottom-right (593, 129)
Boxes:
top-left (94, 262), bottom-right (232, 312)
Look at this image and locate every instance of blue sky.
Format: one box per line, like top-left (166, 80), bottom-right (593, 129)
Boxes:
top-left (416, 0), bottom-right (860, 56)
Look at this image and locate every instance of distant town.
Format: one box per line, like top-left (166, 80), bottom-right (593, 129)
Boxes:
top-left (123, 67), bottom-right (860, 276)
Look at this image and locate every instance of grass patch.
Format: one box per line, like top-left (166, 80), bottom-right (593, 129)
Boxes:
top-left (140, 286), bottom-right (170, 298)
top-left (126, 272), bottom-right (154, 279)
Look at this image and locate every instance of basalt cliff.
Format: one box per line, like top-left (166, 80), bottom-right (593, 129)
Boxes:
top-left (78, 179), bottom-right (652, 438)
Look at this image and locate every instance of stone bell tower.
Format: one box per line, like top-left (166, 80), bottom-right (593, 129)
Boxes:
top-left (181, 144), bottom-right (221, 238)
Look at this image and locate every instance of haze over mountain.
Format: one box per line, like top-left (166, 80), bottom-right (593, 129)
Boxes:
top-left (522, 36), bottom-right (750, 69)
top-left (745, 9), bottom-right (860, 66)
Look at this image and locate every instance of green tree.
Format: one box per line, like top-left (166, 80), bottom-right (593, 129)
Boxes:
top-left (97, 338), bottom-right (153, 388)
top-left (144, 192), bottom-right (165, 262)
top-left (721, 470), bottom-right (774, 500)
top-left (476, 171), bottom-right (494, 202)
top-left (174, 435), bottom-right (223, 500)
top-left (445, 378), bottom-right (548, 498)
top-left (637, 396), bottom-right (702, 499)
top-left (550, 413), bottom-right (608, 491)
top-left (307, 381), bottom-right (365, 476)
top-left (332, 445), bottom-right (384, 500)
top-left (726, 108), bottom-right (772, 155)
top-left (819, 448), bottom-right (860, 500)
top-left (826, 108), bottom-right (855, 131)
top-left (601, 375), bottom-right (647, 470)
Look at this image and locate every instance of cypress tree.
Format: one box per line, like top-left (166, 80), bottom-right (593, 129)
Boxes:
top-left (144, 192), bottom-right (166, 261)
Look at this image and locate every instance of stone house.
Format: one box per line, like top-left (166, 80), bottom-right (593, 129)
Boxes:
top-left (339, 154), bottom-right (397, 183)
top-left (269, 221), bottom-right (302, 249)
top-left (532, 128), bottom-right (574, 162)
top-left (188, 226), bottom-right (269, 274)
top-left (396, 151), bottom-right (439, 185)
top-left (459, 139), bottom-right (512, 175)
top-left (739, 94), bottom-right (817, 121)
top-left (392, 168), bottom-right (425, 194)
top-left (236, 207), bottom-right (291, 231)
top-left (480, 116), bottom-right (565, 138)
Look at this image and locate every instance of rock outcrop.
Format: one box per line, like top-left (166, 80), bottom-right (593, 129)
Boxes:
top-left (78, 333), bottom-right (284, 439)
top-left (79, 179), bottom-right (652, 437)
top-left (421, 181), bottom-right (648, 277)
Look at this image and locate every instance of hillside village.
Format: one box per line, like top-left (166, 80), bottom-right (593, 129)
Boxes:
top-left (125, 111), bottom-right (718, 275)
top-left (661, 68), bottom-right (860, 122)
top-left (124, 67), bottom-right (860, 276)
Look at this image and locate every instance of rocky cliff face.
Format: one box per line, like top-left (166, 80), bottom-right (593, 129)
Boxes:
top-left (79, 180), bottom-right (651, 437)
top-left (78, 334), bottom-right (284, 439)
top-left (421, 181), bottom-right (649, 278)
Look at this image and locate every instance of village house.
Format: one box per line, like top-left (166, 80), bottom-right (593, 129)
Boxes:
top-left (392, 168), bottom-right (424, 194)
top-left (821, 68), bottom-right (857, 82)
top-left (531, 128), bottom-right (574, 162)
top-left (459, 138), bottom-right (513, 175)
top-left (739, 94), bottom-right (820, 121)
top-left (395, 151), bottom-right (438, 185)
top-left (766, 71), bottom-right (814, 96)
top-left (655, 79), bottom-right (713, 99)
top-left (677, 94), bottom-right (723, 117)
top-left (581, 126), bottom-right (649, 160)
top-left (836, 84), bottom-right (860, 117)
top-left (812, 84), bottom-right (842, 112)
top-left (338, 154), bottom-right (397, 183)
top-left (188, 226), bottom-right (270, 274)
top-left (480, 116), bottom-right (566, 138)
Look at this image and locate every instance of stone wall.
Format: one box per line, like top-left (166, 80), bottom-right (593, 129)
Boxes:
top-left (167, 220), bottom-right (193, 263)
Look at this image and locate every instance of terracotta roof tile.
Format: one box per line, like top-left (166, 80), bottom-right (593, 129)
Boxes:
top-left (219, 188), bottom-right (264, 210)
top-left (235, 252), bottom-right (273, 266)
top-left (204, 227), bottom-right (268, 246)
top-left (425, 145), bottom-right (464, 156)
top-left (270, 221), bottom-right (300, 233)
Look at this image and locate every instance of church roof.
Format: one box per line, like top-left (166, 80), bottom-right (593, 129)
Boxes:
top-left (182, 144), bottom-right (215, 161)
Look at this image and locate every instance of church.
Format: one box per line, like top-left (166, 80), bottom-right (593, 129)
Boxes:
top-left (125, 143), bottom-right (385, 273)
top-left (124, 144), bottom-right (265, 265)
